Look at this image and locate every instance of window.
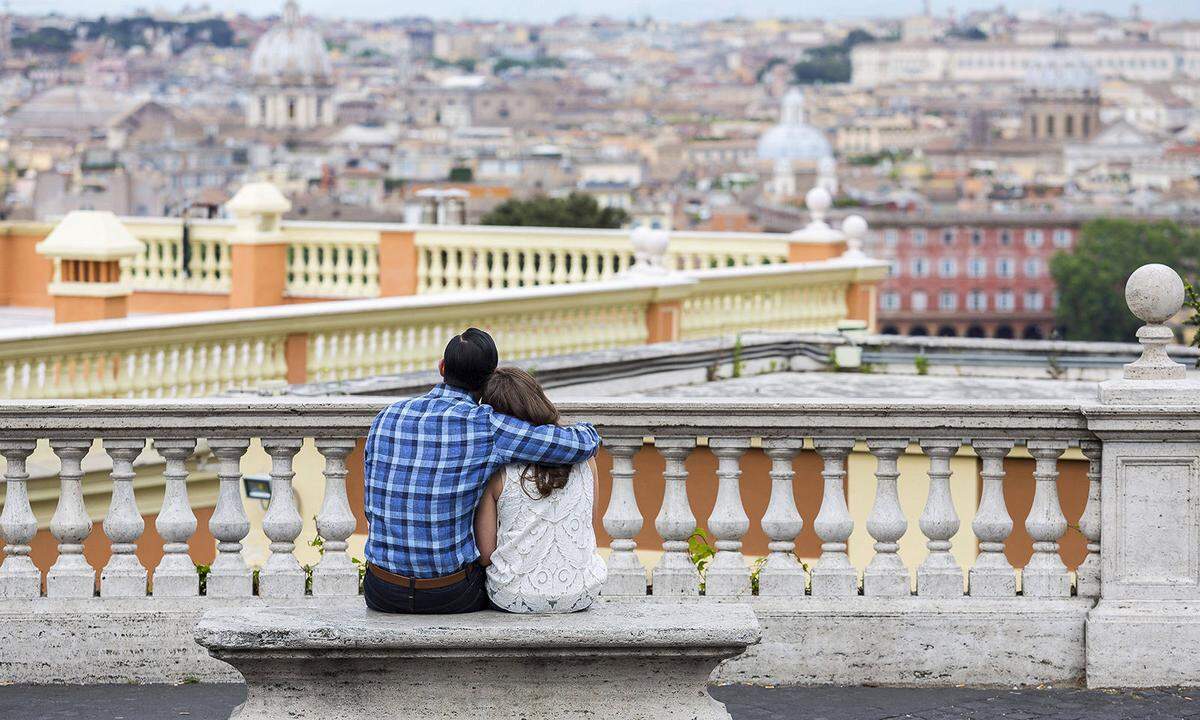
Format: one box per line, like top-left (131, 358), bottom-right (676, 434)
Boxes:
top-left (912, 229), bottom-right (927, 247)
top-left (996, 257), bottom-right (1015, 278)
top-left (1000, 229), bottom-right (1013, 246)
top-left (1024, 291), bottom-right (1045, 311)
top-left (967, 257), bottom-right (987, 278)
top-left (911, 257), bottom-right (930, 278)
top-left (996, 290), bottom-right (1015, 312)
top-left (970, 229), bottom-right (983, 246)
top-left (911, 291), bottom-right (928, 312)
top-left (941, 228), bottom-right (955, 246)
top-left (1053, 229), bottom-right (1072, 248)
top-left (967, 289), bottom-right (987, 312)
top-left (938, 290), bottom-right (958, 311)
top-left (1024, 257), bottom-right (1042, 278)
top-left (887, 259), bottom-right (901, 278)
top-left (1025, 229), bottom-right (1044, 247)
top-left (884, 229), bottom-right (899, 247)
top-left (937, 257), bottom-right (958, 278)
top-left (881, 291), bottom-right (901, 311)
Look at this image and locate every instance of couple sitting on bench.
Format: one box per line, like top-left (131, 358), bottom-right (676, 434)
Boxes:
top-left (363, 327), bottom-right (607, 614)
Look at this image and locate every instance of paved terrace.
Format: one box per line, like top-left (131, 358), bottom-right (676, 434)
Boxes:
top-left (3, 683), bottom-right (1198, 720)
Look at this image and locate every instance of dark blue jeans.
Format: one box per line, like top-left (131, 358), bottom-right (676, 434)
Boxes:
top-left (364, 562), bottom-right (489, 614)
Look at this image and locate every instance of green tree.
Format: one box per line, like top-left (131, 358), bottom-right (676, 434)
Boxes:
top-left (480, 193), bottom-right (629, 228)
top-left (448, 166), bottom-right (473, 182)
top-left (1050, 219), bottom-right (1200, 341)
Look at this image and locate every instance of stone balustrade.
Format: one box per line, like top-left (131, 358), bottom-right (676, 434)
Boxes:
top-left (2, 216), bottom-right (833, 311)
top-left (0, 396), bottom-right (1094, 604)
top-left (0, 257), bottom-right (883, 399)
top-left (0, 393), bottom-right (1169, 687)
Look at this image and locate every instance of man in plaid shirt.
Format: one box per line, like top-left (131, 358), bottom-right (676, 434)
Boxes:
top-left (363, 328), bottom-right (600, 613)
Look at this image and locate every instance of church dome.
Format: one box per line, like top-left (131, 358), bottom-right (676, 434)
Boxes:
top-left (757, 88), bottom-right (833, 162)
top-left (250, 1), bottom-right (332, 84)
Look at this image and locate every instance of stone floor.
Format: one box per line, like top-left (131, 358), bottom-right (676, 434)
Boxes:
top-left (1, 684), bottom-right (1198, 719)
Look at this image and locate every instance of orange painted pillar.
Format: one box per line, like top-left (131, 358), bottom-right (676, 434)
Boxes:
top-left (229, 243), bottom-right (288, 308)
top-left (284, 332), bottom-right (308, 384)
top-left (379, 230), bottom-right (419, 296)
top-left (645, 299), bottom-right (683, 343)
top-left (226, 182), bottom-right (293, 309)
top-left (787, 239), bottom-right (845, 263)
top-left (845, 282), bottom-right (877, 331)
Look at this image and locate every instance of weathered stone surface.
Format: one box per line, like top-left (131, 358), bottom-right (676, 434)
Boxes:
top-left (716, 597), bottom-right (1093, 687)
top-left (1087, 602), bottom-right (1200, 688)
top-left (196, 601), bottom-right (760, 720)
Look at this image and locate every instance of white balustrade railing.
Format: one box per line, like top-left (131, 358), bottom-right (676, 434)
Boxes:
top-left (414, 227), bottom-right (791, 293)
top-left (124, 219), bottom-right (232, 294)
top-left (679, 263), bottom-right (853, 340)
top-left (283, 224), bottom-right (381, 299)
top-left (0, 259), bottom-right (880, 399)
top-left (0, 397), bottom-right (1100, 602)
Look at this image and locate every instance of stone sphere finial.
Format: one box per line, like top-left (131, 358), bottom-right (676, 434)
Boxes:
top-left (805, 186), bottom-right (831, 223)
top-left (840, 214), bottom-right (867, 259)
top-left (1126, 263), bottom-right (1184, 324)
top-left (627, 225), bottom-right (670, 276)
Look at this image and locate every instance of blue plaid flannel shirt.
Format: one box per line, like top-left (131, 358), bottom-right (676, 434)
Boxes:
top-left (364, 383), bottom-right (601, 578)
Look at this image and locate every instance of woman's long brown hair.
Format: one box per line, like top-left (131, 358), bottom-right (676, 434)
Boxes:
top-left (480, 367), bottom-right (572, 498)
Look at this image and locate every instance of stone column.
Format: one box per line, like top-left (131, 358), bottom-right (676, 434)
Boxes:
top-left (35, 211), bottom-right (144, 323)
top-left (378, 230), bottom-right (419, 296)
top-left (1085, 263), bottom-right (1200, 687)
top-left (226, 182), bottom-right (292, 309)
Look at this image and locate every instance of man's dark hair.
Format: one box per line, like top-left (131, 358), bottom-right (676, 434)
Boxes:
top-left (442, 327), bottom-right (498, 392)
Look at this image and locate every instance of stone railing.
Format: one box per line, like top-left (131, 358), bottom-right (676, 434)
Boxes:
top-left (414, 226), bottom-right (792, 294)
top-left (124, 218), bottom-right (233, 294)
top-left (0, 257), bottom-right (882, 399)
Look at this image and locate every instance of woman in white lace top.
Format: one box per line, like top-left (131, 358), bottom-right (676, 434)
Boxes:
top-left (473, 367), bottom-right (607, 613)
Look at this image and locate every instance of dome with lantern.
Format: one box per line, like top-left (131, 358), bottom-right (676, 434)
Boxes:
top-left (250, 1), bottom-right (332, 85)
top-left (757, 88), bottom-right (833, 162)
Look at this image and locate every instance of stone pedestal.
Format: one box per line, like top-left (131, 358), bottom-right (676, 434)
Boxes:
top-left (1085, 264), bottom-right (1200, 687)
top-left (226, 181), bottom-right (292, 309)
top-left (35, 211), bottom-right (143, 324)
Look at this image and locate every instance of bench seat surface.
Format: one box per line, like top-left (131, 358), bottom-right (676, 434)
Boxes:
top-left (195, 600), bottom-right (760, 654)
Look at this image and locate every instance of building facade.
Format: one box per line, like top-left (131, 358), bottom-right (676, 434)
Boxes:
top-left (864, 215), bottom-right (1081, 339)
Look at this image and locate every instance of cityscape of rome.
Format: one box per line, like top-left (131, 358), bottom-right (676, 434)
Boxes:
top-left (2, 1), bottom-right (1200, 719)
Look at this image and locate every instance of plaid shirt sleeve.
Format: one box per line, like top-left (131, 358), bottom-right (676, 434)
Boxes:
top-left (489, 411), bottom-right (601, 467)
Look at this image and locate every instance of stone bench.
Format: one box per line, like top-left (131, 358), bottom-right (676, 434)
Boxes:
top-left (194, 600), bottom-right (761, 720)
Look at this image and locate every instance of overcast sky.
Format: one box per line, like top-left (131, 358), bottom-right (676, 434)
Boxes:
top-left (25, 0), bottom-right (1198, 22)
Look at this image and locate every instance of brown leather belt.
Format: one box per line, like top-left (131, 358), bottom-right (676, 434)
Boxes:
top-left (368, 563), bottom-right (472, 590)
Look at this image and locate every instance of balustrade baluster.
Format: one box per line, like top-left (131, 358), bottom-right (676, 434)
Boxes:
top-left (1023, 440), bottom-right (1069, 597)
top-left (503, 250), bottom-right (521, 288)
top-left (1076, 440), bottom-right (1102, 598)
top-left (917, 439), bottom-right (963, 596)
top-left (601, 437), bottom-right (645, 596)
top-left (100, 439), bottom-right (147, 597)
top-left (0, 440), bottom-right (40, 597)
top-left (313, 438), bottom-right (359, 596)
top-left (364, 244), bottom-right (380, 296)
top-left (757, 440), bottom-right (806, 595)
top-left (969, 440), bottom-right (1016, 596)
top-left (46, 440), bottom-right (94, 598)
top-left (207, 438), bottom-right (253, 597)
top-left (259, 438), bottom-right (305, 597)
top-left (474, 249), bottom-right (491, 290)
top-left (863, 439), bottom-right (910, 596)
top-left (811, 438), bottom-right (857, 596)
top-left (705, 438), bottom-right (751, 596)
top-left (444, 247), bottom-right (461, 291)
top-left (151, 439), bottom-right (198, 596)
top-left (652, 438), bottom-right (699, 596)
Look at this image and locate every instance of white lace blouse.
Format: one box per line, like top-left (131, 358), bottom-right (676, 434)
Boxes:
top-left (485, 462), bottom-right (607, 613)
